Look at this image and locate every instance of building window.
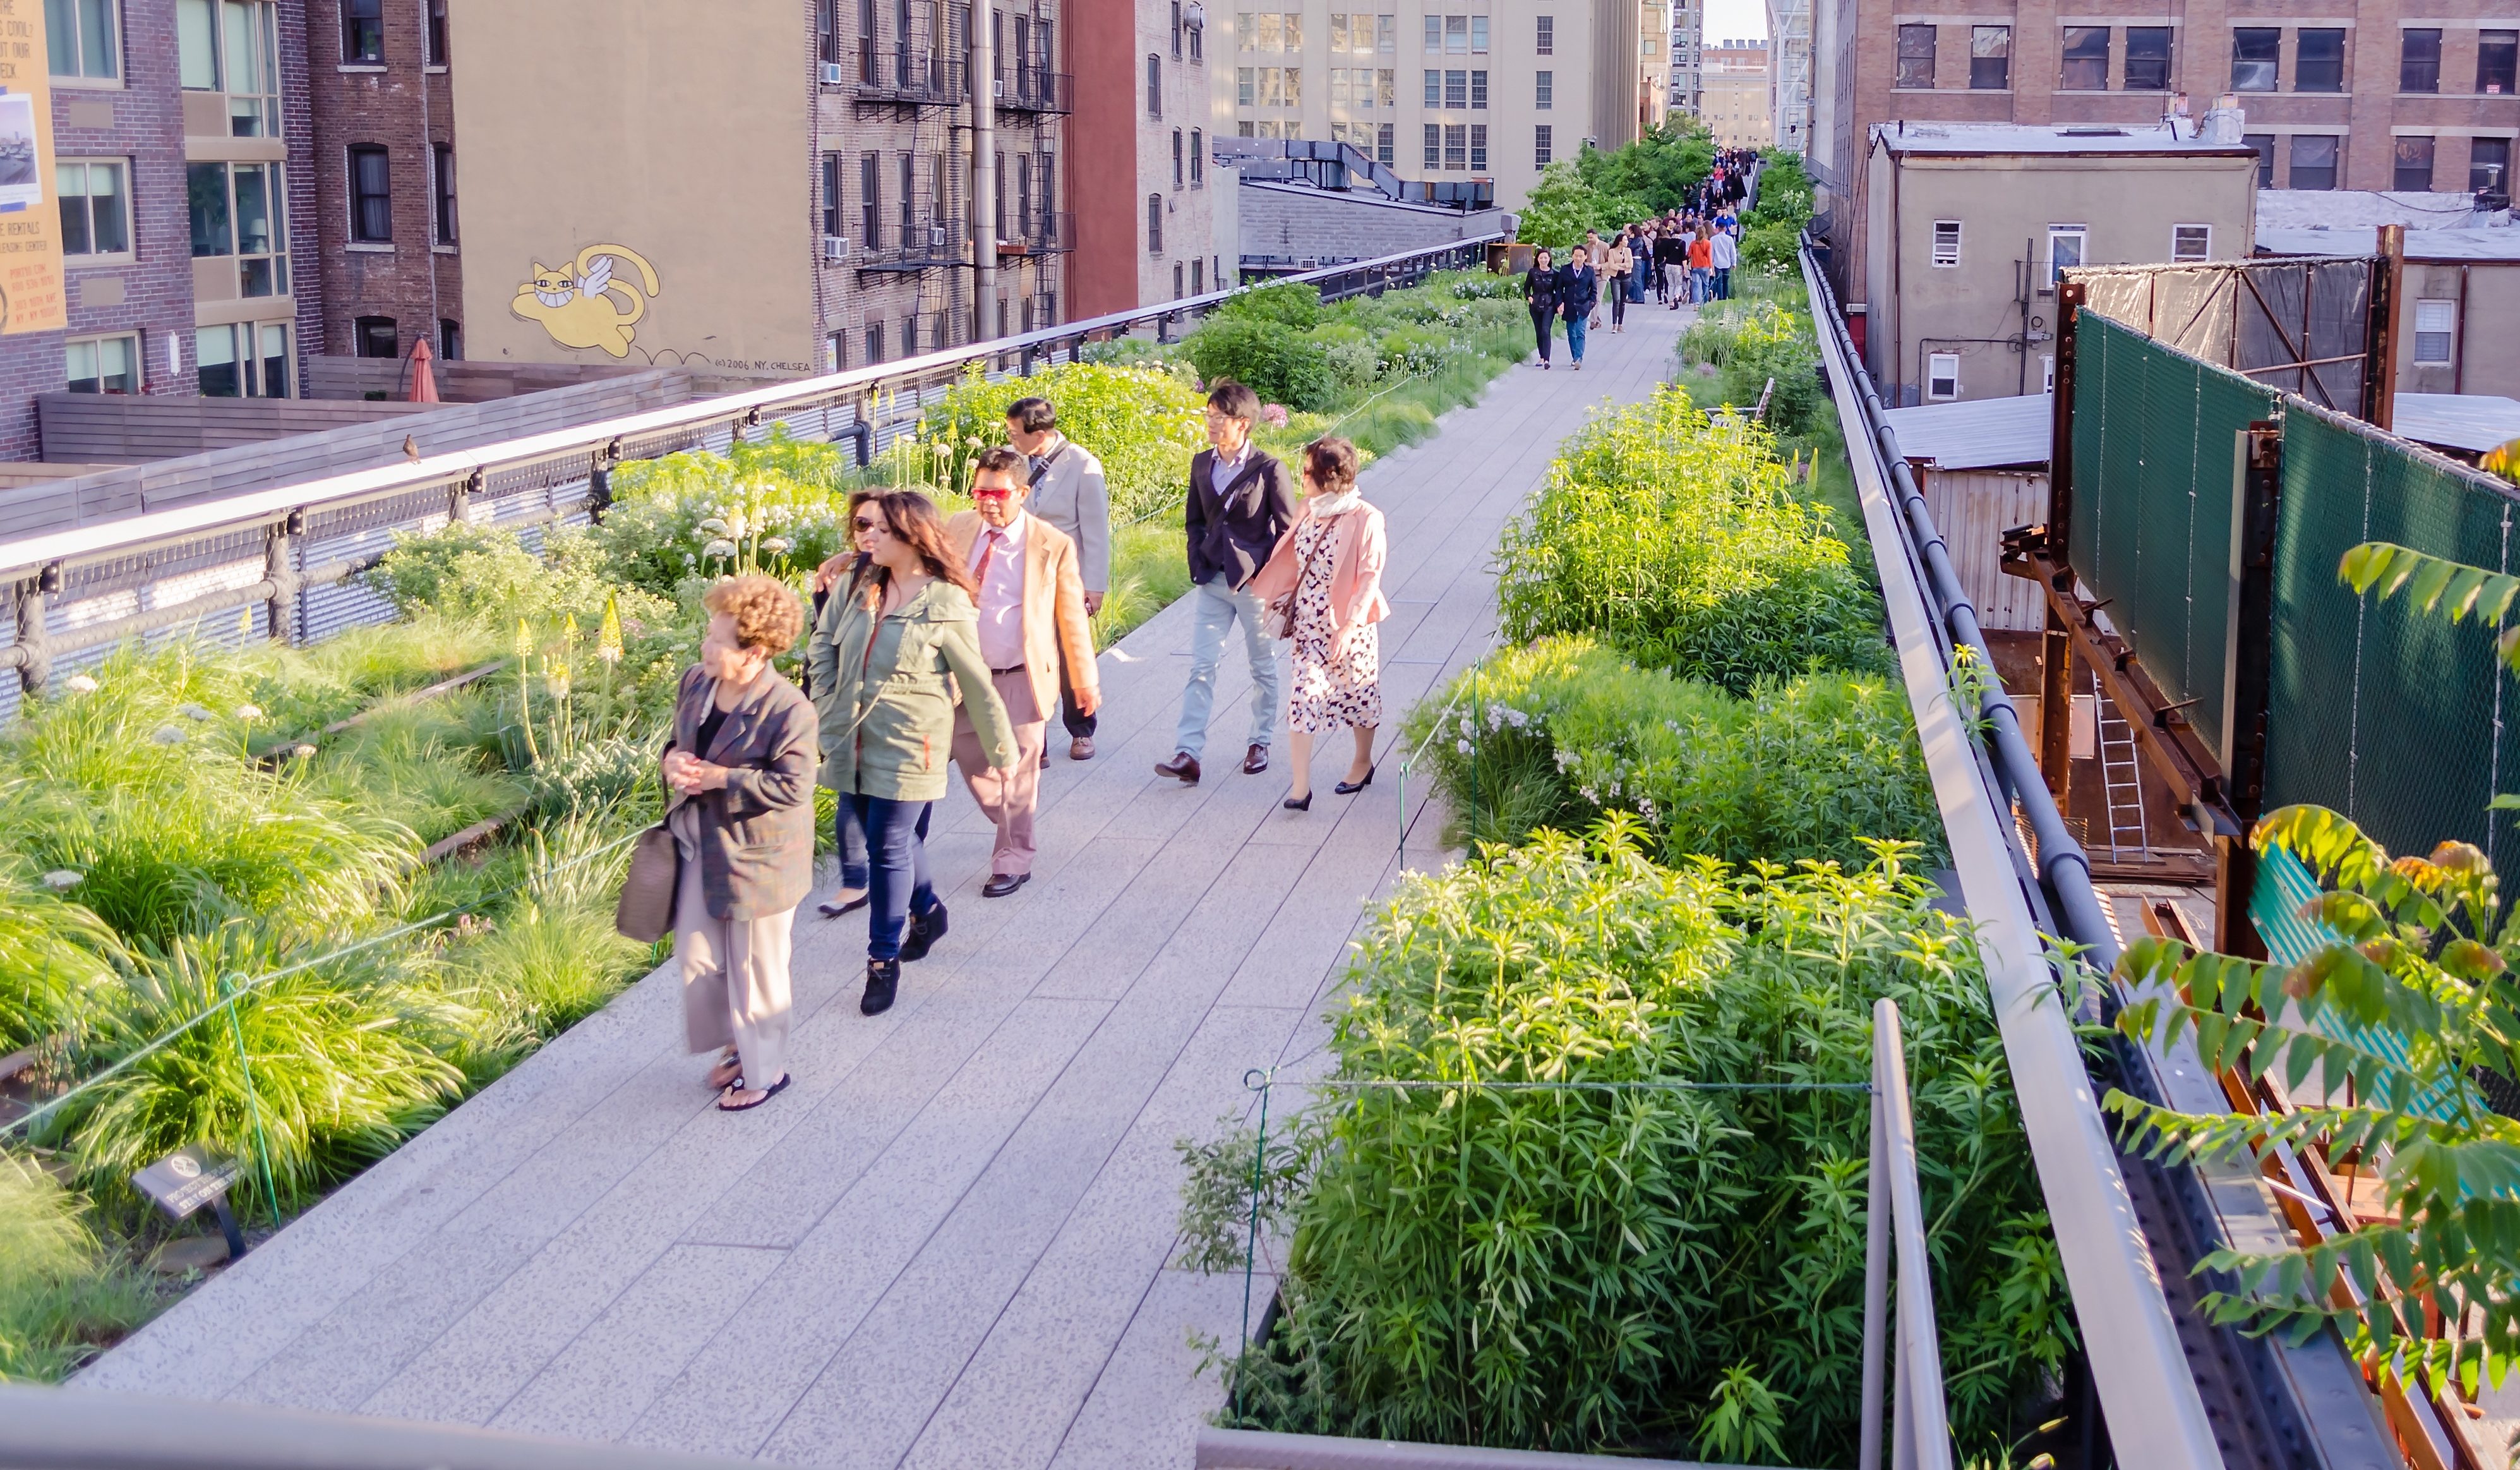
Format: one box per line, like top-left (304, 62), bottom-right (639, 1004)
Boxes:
top-left (2124, 27), bottom-right (2169, 90)
top-left (426, 0), bottom-right (447, 64)
top-left (1147, 53), bottom-right (1161, 114)
top-left (1927, 352), bottom-right (1959, 400)
top-left (1444, 14), bottom-right (1466, 53)
top-left (1444, 68), bottom-right (1465, 107)
top-left (865, 322), bottom-right (884, 364)
top-left (340, 0), bottom-right (383, 63)
top-left (1470, 15), bottom-right (1485, 52)
top-left (2295, 28), bottom-right (2344, 92)
top-left (2230, 27), bottom-right (2277, 92)
top-left (2045, 223), bottom-right (2085, 284)
top-left (860, 152), bottom-right (880, 248)
top-left (347, 145), bottom-right (390, 241)
top-left (821, 152), bottom-right (843, 238)
top-left (439, 318), bottom-right (460, 361)
top-left (2058, 26), bottom-right (2107, 90)
top-left (431, 143), bottom-right (455, 244)
top-left (1421, 14), bottom-right (1437, 52)
top-left (57, 160), bottom-right (130, 257)
top-left (1172, 130), bottom-right (1184, 188)
top-left (1443, 123), bottom-right (1465, 169)
top-left (46, 0), bottom-right (119, 80)
top-left (2483, 30), bottom-right (2518, 95)
top-left (1190, 129), bottom-right (1203, 184)
top-left (2289, 134), bottom-right (2339, 190)
top-left (1171, 0), bottom-right (1182, 56)
top-left (179, 0), bottom-right (282, 136)
top-left (1146, 193), bottom-right (1162, 253)
top-left (1192, 258), bottom-right (1204, 293)
top-left (1534, 123), bottom-right (1552, 166)
top-left (2394, 136), bottom-right (2435, 191)
top-left (1535, 13), bottom-right (1551, 54)
top-left (1423, 68), bottom-right (1437, 105)
top-left (903, 314), bottom-right (919, 355)
top-left (2171, 224), bottom-right (2210, 261)
top-left (1469, 123), bottom-right (1486, 168)
top-left (1968, 25), bottom-right (2008, 89)
top-left (1535, 68), bottom-right (1552, 108)
top-left (1376, 121), bottom-right (1393, 164)
top-left (1930, 219), bottom-right (1960, 267)
top-left (189, 161), bottom-right (290, 295)
top-left (1895, 24), bottom-right (1934, 88)
top-left (64, 333), bottom-right (138, 394)
top-left (1424, 122), bottom-right (1439, 167)
top-left (2401, 28), bottom-right (2441, 93)
top-left (2469, 137), bottom-right (2509, 193)
top-left (1173, 261), bottom-right (1184, 298)
top-left (352, 316), bottom-right (395, 358)
top-left (1238, 66), bottom-right (1253, 104)
top-left (825, 331), bottom-right (846, 371)
top-left (2413, 299), bottom-right (2456, 364)
top-left (200, 321), bottom-right (290, 397)
top-left (1470, 68), bottom-right (1485, 107)
top-left (2243, 133), bottom-right (2275, 187)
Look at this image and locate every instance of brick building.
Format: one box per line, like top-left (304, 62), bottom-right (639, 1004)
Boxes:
top-left (1069, 0), bottom-right (1222, 314)
top-left (1814, 0), bottom-right (2520, 308)
top-left (0, 0), bottom-right (325, 461)
top-left (305, 0), bottom-right (461, 365)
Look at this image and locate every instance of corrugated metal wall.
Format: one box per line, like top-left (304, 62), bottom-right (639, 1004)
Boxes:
top-left (1917, 466), bottom-right (2048, 632)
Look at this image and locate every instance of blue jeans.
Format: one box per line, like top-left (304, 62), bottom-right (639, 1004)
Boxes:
top-left (1693, 267), bottom-right (1712, 302)
top-left (1564, 311), bottom-right (1588, 363)
top-left (1713, 267), bottom-right (1732, 300)
top-left (1175, 576), bottom-right (1280, 759)
top-left (853, 794), bottom-right (934, 961)
top-left (1628, 269), bottom-right (1647, 303)
top-left (833, 792), bottom-right (870, 890)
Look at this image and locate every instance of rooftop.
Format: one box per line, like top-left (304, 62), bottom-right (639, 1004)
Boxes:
top-left (2255, 225), bottom-right (2520, 263)
top-left (2394, 393), bottom-right (2520, 455)
top-left (1874, 121), bottom-right (2259, 159)
top-left (2257, 190), bottom-right (2493, 232)
top-left (1883, 390), bottom-right (2053, 470)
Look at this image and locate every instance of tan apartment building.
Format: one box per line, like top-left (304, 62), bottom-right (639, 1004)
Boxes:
top-left (1670, 0), bottom-right (1703, 114)
top-left (1704, 36), bottom-right (1773, 146)
top-left (1218, 0), bottom-right (1662, 211)
top-left (447, 0), bottom-right (1066, 377)
top-left (1864, 121), bottom-right (2259, 404)
top-left (1815, 0), bottom-right (2519, 310)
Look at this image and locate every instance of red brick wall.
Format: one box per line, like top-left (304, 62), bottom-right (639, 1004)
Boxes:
top-left (303, 0), bottom-right (462, 363)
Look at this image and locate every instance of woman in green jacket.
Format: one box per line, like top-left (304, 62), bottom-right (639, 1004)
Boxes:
top-left (807, 490), bottom-right (1020, 1015)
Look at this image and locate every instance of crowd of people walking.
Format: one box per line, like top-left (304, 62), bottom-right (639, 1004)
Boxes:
top-left (648, 380), bottom-right (1389, 1109)
top-left (1521, 148), bottom-right (1760, 367)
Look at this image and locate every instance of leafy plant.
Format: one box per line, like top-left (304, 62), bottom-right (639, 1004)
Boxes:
top-left (0, 1154), bottom-right (154, 1379)
top-left (921, 360), bottom-right (1209, 524)
top-left (1195, 824), bottom-right (2069, 1464)
top-left (1185, 318), bottom-right (1343, 413)
top-left (1210, 280), bottom-right (1326, 331)
top-left (0, 873), bottom-right (124, 1054)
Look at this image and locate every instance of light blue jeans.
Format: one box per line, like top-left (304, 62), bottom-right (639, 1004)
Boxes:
top-left (1564, 311), bottom-right (1588, 363)
top-left (1174, 576), bottom-right (1280, 759)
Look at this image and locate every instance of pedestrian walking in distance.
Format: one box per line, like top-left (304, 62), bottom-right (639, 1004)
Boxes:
top-left (1523, 247), bottom-right (1562, 368)
top-left (1156, 380), bottom-right (1297, 785)
top-left (807, 490), bottom-right (1019, 1017)
top-left (1004, 395), bottom-right (1108, 762)
top-left (1604, 232), bottom-right (1633, 334)
top-left (944, 447), bottom-right (1101, 898)
top-left (1561, 246), bottom-right (1599, 371)
top-left (663, 575), bottom-right (817, 1111)
top-left (1248, 437), bottom-right (1388, 810)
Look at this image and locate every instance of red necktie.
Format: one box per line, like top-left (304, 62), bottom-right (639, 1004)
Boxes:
top-left (974, 528), bottom-right (1004, 586)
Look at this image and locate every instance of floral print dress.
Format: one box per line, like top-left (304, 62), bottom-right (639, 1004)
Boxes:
top-left (1287, 512), bottom-right (1382, 733)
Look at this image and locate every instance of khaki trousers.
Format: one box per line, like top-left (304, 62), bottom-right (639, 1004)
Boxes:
top-left (671, 804), bottom-right (796, 1088)
top-left (951, 667), bottom-right (1047, 876)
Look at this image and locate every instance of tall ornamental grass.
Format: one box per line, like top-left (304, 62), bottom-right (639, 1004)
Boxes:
top-left (0, 1156), bottom-right (153, 1380)
top-left (1188, 826), bottom-right (2070, 1465)
top-left (1496, 387), bottom-right (1887, 696)
top-left (1405, 636), bottom-right (1943, 867)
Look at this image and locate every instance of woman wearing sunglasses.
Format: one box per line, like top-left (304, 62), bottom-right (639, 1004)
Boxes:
top-left (806, 490), bottom-right (1020, 1016)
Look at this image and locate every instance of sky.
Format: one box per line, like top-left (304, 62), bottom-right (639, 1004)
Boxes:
top-left (1701, 0), bottom-right (1768, 46)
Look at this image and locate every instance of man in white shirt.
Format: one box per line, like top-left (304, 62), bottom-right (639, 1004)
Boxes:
top-left (944, 448), bottom-right (1101, 895)
top-left (1005, 396), bottom-right (1110, 761)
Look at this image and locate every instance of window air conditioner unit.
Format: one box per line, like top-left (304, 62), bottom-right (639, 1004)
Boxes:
top-left (822, 61), bottom-right (847, 85)
top-left (822, 234), bottom-right (849, 262)
top-left (928, 225), bottom-right (949, 248)
top-left (993, 77), bottom-right (1005, 97)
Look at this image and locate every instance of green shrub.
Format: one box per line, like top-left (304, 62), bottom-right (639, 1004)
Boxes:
top-left (1406, 636), bottom-right (1943, 866)
top-left (1184, 317), bottom-right (1343, 413)
top-left (1496, 386), bottom-right (1887, 695)
top-left (1738, 223), bottom-right (1801, 277)
top-left (0, 1155), bottom-right (154, 1380)
top-left (574, 438), bottom-right (851, 601)
top-left (922, 360), bottom-right (1210, 525)
top-left (1211, 280), bottom-right (1324, 330)
top-left (1191, 826), bottom-right (2068, 1462)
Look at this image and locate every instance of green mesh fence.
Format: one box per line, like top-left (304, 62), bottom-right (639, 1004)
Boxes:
top-left (2265, 405), bottom-right (2520, 867)
top-left (2068, 314), bottom-right (2279, 769)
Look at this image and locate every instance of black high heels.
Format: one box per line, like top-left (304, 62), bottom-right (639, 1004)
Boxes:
top-left (1282, 791), bottom-right (1312, 810)
top-left (1334, 764), bottom-right (1376, 795)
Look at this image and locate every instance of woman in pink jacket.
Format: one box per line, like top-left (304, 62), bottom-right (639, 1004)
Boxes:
top-left (1249, 436), bottom-right (1389, 810)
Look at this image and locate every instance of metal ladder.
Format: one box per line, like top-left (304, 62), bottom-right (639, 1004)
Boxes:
top-left (2092, 672), bottom-right (2148, 862)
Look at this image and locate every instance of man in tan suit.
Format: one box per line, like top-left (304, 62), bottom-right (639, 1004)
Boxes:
top-left (944, 447), bottom-right (1101, 896)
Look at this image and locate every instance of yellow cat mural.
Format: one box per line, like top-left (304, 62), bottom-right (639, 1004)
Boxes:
top-left (510, 244), bottom-right (661, 358)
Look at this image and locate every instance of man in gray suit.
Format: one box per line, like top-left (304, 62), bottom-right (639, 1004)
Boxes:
top-left (1006, 396), bottom-right (1110, 762)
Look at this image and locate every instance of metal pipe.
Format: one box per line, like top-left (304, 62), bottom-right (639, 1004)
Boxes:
top-left (971, 0), bottom-right (997, 342)
top-left (1875, 999), bottom-right (1952, 1470)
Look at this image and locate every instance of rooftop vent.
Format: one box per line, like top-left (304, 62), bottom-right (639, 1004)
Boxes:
top-left (2060, 126), bottom-right (2127, 136)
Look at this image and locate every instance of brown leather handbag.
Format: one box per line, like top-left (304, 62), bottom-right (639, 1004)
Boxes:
top-left (614, 820), bottom-right (680, 943)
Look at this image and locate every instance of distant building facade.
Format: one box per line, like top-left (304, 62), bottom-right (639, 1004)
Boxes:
top-left (305, 0), bottom-right (461, 366)
top-left (1765, 0), bottom-right (1809, 152)
top-left (1069, 0), bottom-right (1223, 315)
top-left (1703, 36), bottom-right (1772, 147)
top-left (1668, 0), bottom-right (1702, 116)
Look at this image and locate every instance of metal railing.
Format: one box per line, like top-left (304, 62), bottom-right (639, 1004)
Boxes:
top-left (0, 232), bottom-right (1503, 709)
top-left (998, 66), bottom-right (1073, 112)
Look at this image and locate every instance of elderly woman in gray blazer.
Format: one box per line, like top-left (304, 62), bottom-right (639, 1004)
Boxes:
top-left (662, 574), bottom-right (818, 1111)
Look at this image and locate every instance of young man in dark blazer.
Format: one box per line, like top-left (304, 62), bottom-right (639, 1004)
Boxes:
top-left (1155, 380), bottom-right (1297, 785)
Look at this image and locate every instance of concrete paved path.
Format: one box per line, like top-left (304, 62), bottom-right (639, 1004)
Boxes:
top-left (81, 301), bottom-right (1695, 1468)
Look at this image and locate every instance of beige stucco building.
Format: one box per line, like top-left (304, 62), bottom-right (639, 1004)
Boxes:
top-left (1219, 0), bottom-right (1664, 212)
top-left (1864, 121), bottom-right (2258, 404)
top-left (2259, 224), bottom-right (2520, 402)
top-left (1702, 36), bottom-right (1772, 147)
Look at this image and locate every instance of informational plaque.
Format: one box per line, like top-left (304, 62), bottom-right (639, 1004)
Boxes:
top-left (131, 1145), bottom-right (241, 1219)
top-left (0, 0), bottom-right (66, 335)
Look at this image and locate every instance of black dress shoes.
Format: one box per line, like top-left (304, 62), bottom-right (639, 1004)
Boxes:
top-left (897, 901), bottom-right (947, 961)
top-left (983, 872), bottom-right (1029, 898)
top-left (1242, 744), bottom-right (1269, 775)
top-left (1155, 750), bottom-right (1201, 783)
top-left (1335, 764), bottom-right (1376, 795)
top-left (861, 958), bottom-right (900, 1015)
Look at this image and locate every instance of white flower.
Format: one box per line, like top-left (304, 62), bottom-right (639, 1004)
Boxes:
top-left (760, 537), bottom-right (792, 555)
top-left (40, 869), bottom-right (81, 891)
top-left (702, 539), bottom-right (738, 559)
top-left (1458, 714), bottom-right (1475, 738)
top-left (234, 703), bottom-right (264, 722)
top-left (152, 725), bottom-right (186, 744)
top-left (697, 517), bottom-right (729, 534)
top-left (292, 743), bottom-right (318, 759)
top-left (1456, 738), bottom-right (1473, 754)
top-left (178, 702), bottom-right (212, 721)
top-left (63, 674), bottom-right (98, 694)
